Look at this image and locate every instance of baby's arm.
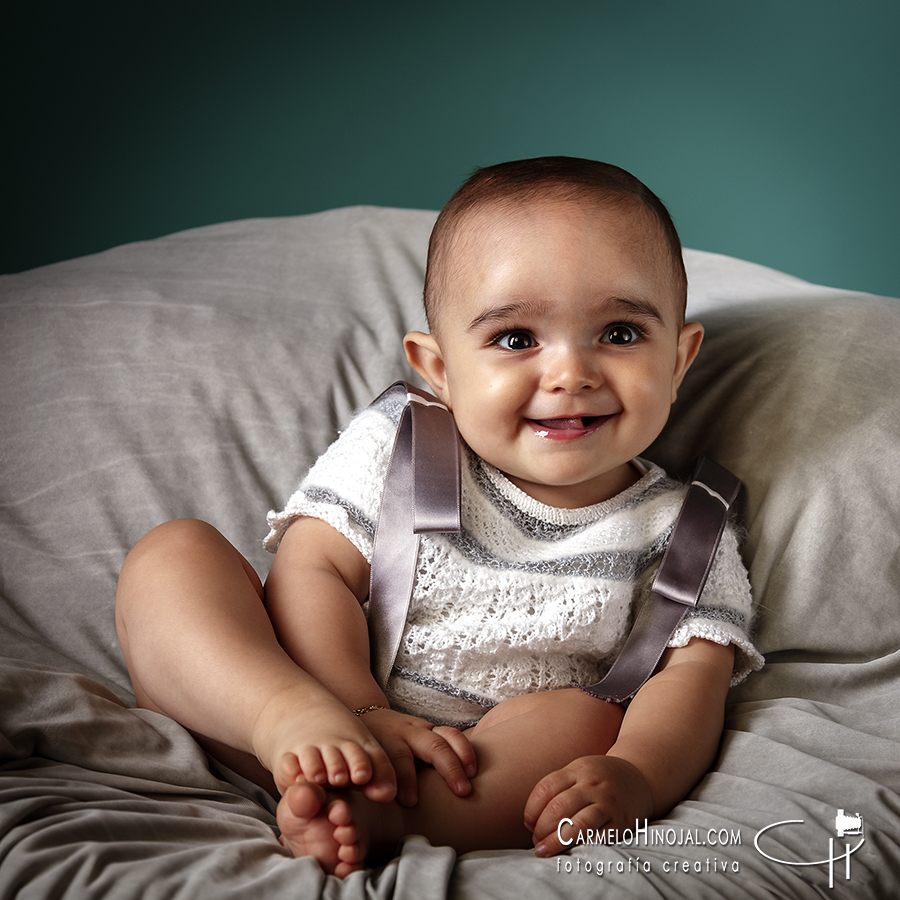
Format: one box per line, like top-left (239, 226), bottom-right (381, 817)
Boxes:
top-left (264, 516), bottom-right (475, 804)
top-left (524, 637), bottom-right (734, 856)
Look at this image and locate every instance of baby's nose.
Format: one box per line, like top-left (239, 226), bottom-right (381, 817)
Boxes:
top-left (541, 346), bottom-right (602, 392)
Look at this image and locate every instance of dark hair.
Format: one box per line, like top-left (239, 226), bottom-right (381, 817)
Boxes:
top-left (424, 156), bottom-right (687, 327)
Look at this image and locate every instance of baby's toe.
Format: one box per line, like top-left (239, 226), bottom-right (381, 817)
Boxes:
top-left (336, 839), bottom-right (365, 865)
top-left (283, 782), bottom-right (327, 820)
top-left (333, 859), bottom-right (365, 878)
top-left (272, 752), bottom-right (303, 792)
top-left (325, 797), bottom-right (354, 827)
top-left (333, 822), bottom-right (361, 849)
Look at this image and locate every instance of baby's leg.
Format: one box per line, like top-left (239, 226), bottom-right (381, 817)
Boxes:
top-left (278, 688), bottom-right (623, 869)
top-left (402, 688), bottom-right (624, 853)
top-left (115, 519), bottom-right (394, 799)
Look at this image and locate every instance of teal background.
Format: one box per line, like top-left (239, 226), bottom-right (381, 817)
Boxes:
top-left (4, 0), bottom-right (899, 297)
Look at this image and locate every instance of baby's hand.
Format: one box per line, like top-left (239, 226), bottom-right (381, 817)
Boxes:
top-left (523, 755), bottom-right (655, 858)
top-left (361, 708), bottom-right (477, 807)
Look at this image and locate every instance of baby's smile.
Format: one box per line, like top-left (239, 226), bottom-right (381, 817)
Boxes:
top-left (526, 414), bottom-right (613, 441)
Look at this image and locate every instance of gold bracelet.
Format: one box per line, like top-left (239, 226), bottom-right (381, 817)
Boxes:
top-left (352, 704), bottom-right (389, 717)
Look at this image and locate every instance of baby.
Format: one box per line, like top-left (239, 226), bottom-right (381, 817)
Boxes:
top-left (116, 157), bottom-right (763, 877)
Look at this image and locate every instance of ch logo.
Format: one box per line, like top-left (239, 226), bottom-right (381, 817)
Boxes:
top-left (754, 809), bottom-right (865, 889)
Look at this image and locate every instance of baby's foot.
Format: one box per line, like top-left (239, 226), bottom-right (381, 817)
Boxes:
top-left (252, 688), bottom-right (396, 801)
top-left (277, 782), bottom-right (368, 878)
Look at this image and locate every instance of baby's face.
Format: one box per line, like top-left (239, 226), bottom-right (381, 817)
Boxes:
top-left (405, 198), bottom-right (702, 508)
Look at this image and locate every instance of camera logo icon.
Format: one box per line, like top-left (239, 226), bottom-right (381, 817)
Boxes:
top-left (834, 809), bottom-right (863, 838)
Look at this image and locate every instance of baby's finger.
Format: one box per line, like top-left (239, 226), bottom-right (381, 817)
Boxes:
top-left (534, 803), bottom-right (610, 858)
top-left (409, 729), bottom-right (472, 798)
top-left (530, 786), bottom-right (593, 848)
top-left (523, 766), bottom-right (576, 832)
top-left (432, 725), bottom-right (477, 778)
top-left (379, 735), bottom-right (419, 807)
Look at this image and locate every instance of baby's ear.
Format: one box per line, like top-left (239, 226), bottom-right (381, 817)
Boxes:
top-left (403, 331), bottom-right (450, 403)
top-left (671, 321), bottom-right (704, 401)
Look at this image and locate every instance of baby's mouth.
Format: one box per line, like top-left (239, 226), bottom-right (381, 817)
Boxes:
top-left (527, 415), bottom-right (613, 440)
top-left (531, 416), bottom-right (602, 430)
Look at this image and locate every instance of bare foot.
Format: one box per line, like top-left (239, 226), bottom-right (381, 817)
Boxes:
top-left (251, 686), bottom-right (396, 801)
top-left (277, 782), bottom-right (368, 877)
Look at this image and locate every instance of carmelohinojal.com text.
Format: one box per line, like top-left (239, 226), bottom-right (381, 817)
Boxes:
top-left (554, 819), bottom-right (743, 877)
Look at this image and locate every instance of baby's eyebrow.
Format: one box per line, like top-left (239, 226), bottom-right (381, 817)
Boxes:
top-left (467, 300), bottom-right (546, 332)
top-left (608, 297), bottom-right (666, 324)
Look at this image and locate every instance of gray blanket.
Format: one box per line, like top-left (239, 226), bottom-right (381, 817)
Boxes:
top-left (1, 207), bottom-right (898, 898)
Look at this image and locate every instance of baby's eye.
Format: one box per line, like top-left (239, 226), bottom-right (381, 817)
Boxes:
top-left (494, 331), bottom-right (535, 351)
top-left (600, 323), bottom-right (643, 346)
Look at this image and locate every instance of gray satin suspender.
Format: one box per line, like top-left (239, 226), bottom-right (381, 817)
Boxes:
top-left (578, 455), bottom-right (740, 701)
top-left (367, 381), bottom-right (741, 702)
top-left (368, 382), bottom-right (461, 690)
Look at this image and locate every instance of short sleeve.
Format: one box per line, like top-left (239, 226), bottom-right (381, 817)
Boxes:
top-left (667, 523), bottom-right (765, 685)
top-left (263, 398), bottom-right (400, 562)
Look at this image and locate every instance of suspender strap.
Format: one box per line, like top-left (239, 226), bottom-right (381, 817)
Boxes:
top-left (368, 382), bottom-right (461, 689)
top-left (578, 457), bottom-right (741, 702)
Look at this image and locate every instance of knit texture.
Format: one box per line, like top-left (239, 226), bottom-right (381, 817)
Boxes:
top-left (266, 393), bottom-right (763, 727)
